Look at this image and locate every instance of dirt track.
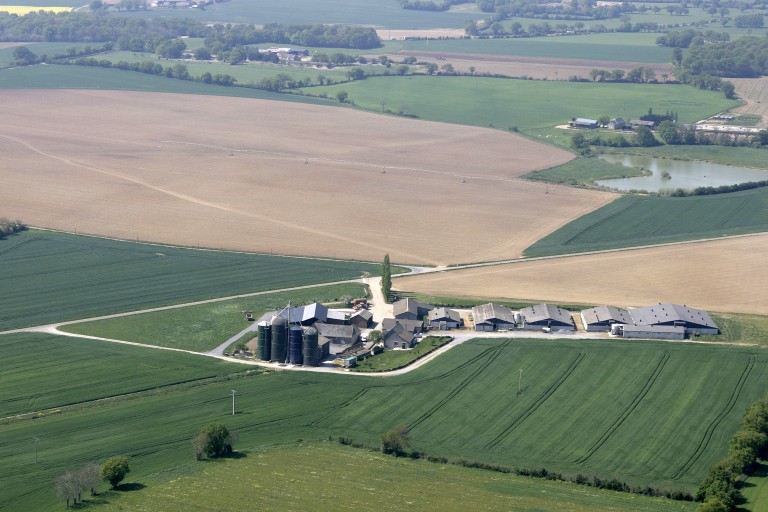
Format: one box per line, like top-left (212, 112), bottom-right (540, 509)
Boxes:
top-left (0, 89), bottom-right (611, 265)
top-left (394, 234), bottom-right (768, 315)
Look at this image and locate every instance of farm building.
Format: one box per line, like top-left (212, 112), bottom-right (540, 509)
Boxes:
top-left (569, 118), bottom-right (598, 129)
top-left (383, 323), bottom-right (416, 349)
top-left (620, 325), bottom-right (686, 340)
top-left (471, 303), bottom-right (516, 331)
top-left (393, 298), bottom-right (434, 320)
top-left (519, 304), bottom-right (575, 331)
top-left (580, 305), bottom-right (632, 332)
top-left (629, 119), bottom-right (656, 129)
top-left (428, 307), bottom-right (462, 330)
top-left (627, 303), bottom-right (719, 335)
top-left (314, 323), bottom-right (360, 355)
top-left (257, 302), bottom-right (346, 326)
top-left (607, 117), bottom-right (625, 130)
top-left (382, 318), bottom-right (424, 334)
top-left (348, 309), bottom-right (373, 329)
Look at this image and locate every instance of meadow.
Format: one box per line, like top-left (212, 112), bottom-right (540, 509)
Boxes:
top-left (0, 231), bottom-right (379, 330)
top-left (0, 42), bottom-right (90, 68)
top-left (1, 338), bottom-right (765, 510)
top-left (96, 442), bottom-right (697, 512)
top-left (526, 157), bottom-right (646, 187)
top-left (525, 187), bottom-right (768, 256)
top-left (62, 283), bottom-right (367, 352)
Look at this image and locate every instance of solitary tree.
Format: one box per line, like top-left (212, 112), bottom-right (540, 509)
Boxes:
top-left (12, 46), bottom-right (38, 66)
top-left (193, 423), bottom-right (236, 460)
top-left (381, 425), bottom-right (410, 456)
top-left (381, 254), bottom-right (392, 303)
top-left (101, 456), bottom-right (130, 489)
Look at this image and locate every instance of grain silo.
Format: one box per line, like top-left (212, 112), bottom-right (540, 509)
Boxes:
top-left (270, 316), bottom-right (287, 362)
top-left (257, 321), bottom-right (271, 361)
top-left (302, 326), bottom-right (319, 367)
top-left (288, 326), bottom-right (304, 365)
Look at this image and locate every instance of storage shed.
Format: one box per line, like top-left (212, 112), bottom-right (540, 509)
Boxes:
top-left (393, 298), bottom-right (434, 320)
top-left (428, 307), bottom-right (462, 330)
top-left (627, 303), bottom-right (719, 335)
top-left (383, 323), bottom-right (416, 349)
top-left (569, 118), bottom-right (598, 129)
top-left (471, 303), bottom-right (516, 331)
top-left (315, 322), bottom-right (360, 355)
top-left (621, 325), bottom-right (686, 340)
top-left (580, 305), bottom-right (632, 332)
top-left (348, 309), bottom-right (373, 329)
top-left (519, 304), bottom-right (575, 331)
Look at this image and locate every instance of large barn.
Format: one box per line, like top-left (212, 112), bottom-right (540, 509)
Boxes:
top-left (580, 305), bottom-right (632, 332)
top-left (472, 303), bottom-right (516, 331)
top-left (393, 298), bottom-right (434, 321)
top-left (428, 307), bottom-right (462, 330)
top-left (520, 304), bottom-right (575, 331)
top-left (627, 303), bottom-right (719, 335)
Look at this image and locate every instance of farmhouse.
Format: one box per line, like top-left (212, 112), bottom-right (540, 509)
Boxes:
top-left (519, 304), bottom-right (575, 331)
top-left (393, 298), bottom-right (434, 320)
top-left (627, 303), bottom-right (719, 335)
top-left (580, 305), bottom-right (632, 332)
top-left (471, 303), bottom-right (516, 331)
top-left (428, 307), bottom-right (462, 330)
top-left (569, 118), bottom-right (598, 129)
top-left (383, 323), bottom-right (416, 349)
top-left (382, 318), bottom-right (424, 334)
top-left (314, 323), bottom-right (360, 355)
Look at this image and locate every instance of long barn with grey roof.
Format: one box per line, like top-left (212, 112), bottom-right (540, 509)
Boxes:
top-left (581, 305), bottom-right (632, 332)
top-left (472, 303), bottom-right (516, 331)
top-left (520, 304), bottom-right (575, 331)
top-left (627, 303), bottom-right (719, 335)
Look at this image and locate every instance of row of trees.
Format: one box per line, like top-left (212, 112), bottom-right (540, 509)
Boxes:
top-left (588, 66), bottom-right (662, 83)
top-left (0, 218), bottom-right (26, 238)
top-left (202, 23), bottom-right (380, 52)
top-left (656, 28), bottom-right (730, 48)
top-left (54, 457), bottom-right (129, 508)
top-left (696, 398), bottom-right (768, 511)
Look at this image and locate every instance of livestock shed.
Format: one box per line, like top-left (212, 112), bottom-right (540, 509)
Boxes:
top-left (627, 303), bottom-right (719, 335)
top-left (471, 303), bottom-right (516, 331)
top-left (629, 119), bottom-right (656, 129)
top-left (620, 325), bottom-right (686, 340)
top-left (569, 118), bottom-right (598, 129)
top-left (348, 309), bottom-right (373, 329)
top-left (607, 117), bottom-right (625, 130)
top-left (428, 307), bottom-right (462, 330)
top-left (383, 323), bottom-right (416, 349)
top-left (382, 318), bottom-right (424, 334)
top-left (393, 298), bottom-right (434, 320)
top-left (315, 322), bottom-right (360, 355)
top-left (520, 304), bottom-right (575, 331)
top-left (580, 305), bottom-right (632, 332)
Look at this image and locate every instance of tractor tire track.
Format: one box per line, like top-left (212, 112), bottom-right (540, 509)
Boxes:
top-left (670, 354), bottom-right (756, 480)
top-left (574, 351), bottom-right (670, 464)
top-left (485, 351), bottom-right (586, 450)
top-left (307, 388), bottom-right (370, 427)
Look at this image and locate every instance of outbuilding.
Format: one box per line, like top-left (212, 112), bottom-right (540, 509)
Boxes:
top-left (428, 307), bottom-right (462, 330)
top-left (382, 318), bottom-right (424, 334)
top-left (519, 304), bottom-right (575, 331)
top-left (393, 298), bottom-right (434, 320)
top-left (383, 323), bottom-right (416, 349)
top-left (627, 303), bottom-right (719, 335)
top-left (620, 325), bottom-right (686, 340)
top-left (348, 309), bottom-right (373, 329)
top-left (315, 323), bottom-right (360, 355)
top-left (580, 305), bottom-right (632, 332)
top-left (471, 303), bottom-right (516, 331)
top-left (569, 118), bottom-right (598, 129)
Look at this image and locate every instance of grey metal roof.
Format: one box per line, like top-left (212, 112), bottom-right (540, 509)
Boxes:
top-left (350, 310), bottom-right (373, 321)
top-left (314, 322), bottom-right (359, 340)
top-left (574, 118), bottom-right (598, 124)
top-left (622, 325), bottom-right (685, 335)
top-left (581, 305), bottom-right (632, 326)
top-left (428, 307), bottom-right (461, 323)
top-left (628, 303), bottom-right (718, 330)
top-left (393, 298), bottom-right (419, 317)
top-left (382, 318), bottom-right (422, 333)
top-left (520, 304), bottom-right (574, 326)
top-left (327, 310), bottom-right (347, 322)
top-left (384, 323), bottom-right (414, 346)
top-left (471, 303), bottom-right (515, 325)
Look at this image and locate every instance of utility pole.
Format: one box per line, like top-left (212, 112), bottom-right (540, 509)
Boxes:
top-left (32, 436), bottom-right (40, 464)
top-left (517, 369), bottom-right (523, 396)
top-left (231, 390), bottom-right (236, 415)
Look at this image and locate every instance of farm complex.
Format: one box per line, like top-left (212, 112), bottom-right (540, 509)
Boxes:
top-left (2, 1), bottom-right (768, 511)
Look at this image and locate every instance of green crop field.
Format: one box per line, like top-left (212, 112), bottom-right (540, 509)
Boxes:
top-left (96, 442), bottom-right (697, 512)
top-left (2, 338), bottom-right (765, 510)
top-left (0, 231), bottom-right (379, 330)
top-left (301, 76), bottom-right (736, 144)
top-left (62, 283), bottom-right (367, 352)
top-left (525, 187), bottom-right (768, 256)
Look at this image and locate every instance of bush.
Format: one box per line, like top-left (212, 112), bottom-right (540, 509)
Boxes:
top-left (100, 456), bottom-right (130, 489)
top-left (193, 423), bottom-right (237, 460)
top-left (381, 424), bottom-right (410, 456)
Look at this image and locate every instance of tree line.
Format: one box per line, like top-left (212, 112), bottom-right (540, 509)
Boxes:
top-left (677, 36), bottom-right (768, 80)
top-left (0, 218), bottom-right (26, 238)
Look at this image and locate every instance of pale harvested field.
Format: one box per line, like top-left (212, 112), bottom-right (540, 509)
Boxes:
top-left (0, 90), bottom-right (611, 265)
top-left (376, 29), bottom-right (466, 40)
top-left (0, 42), bottom-right (24, 49)
top-left (730, 77), bottom-right (768, 127)
top-left (383, 51), bottom-right (675, 80)
top-left (394, 234), bottom-right (768, 315)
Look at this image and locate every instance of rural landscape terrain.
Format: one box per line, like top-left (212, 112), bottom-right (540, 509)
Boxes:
top-left (1, 0), bottom-right (768, 510)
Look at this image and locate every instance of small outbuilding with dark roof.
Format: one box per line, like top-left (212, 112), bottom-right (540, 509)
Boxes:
top-left (348, 309), bottom-right (373, 329)
top-left (382, 318), bottom-right (424, 334)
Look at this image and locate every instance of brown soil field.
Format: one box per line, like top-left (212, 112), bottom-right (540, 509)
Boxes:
top-left (394, 234), bottom-right (768, 315)
top-left (0, 42), bottom-right (24, 49)
top-left (381, 51), bottom-right (674, 81)
top-left (0, 89), bottom-right (612, 265)
top-left (730, 77), bottom-right (768, 127)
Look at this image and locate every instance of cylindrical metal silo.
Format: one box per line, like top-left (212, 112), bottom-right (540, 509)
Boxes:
top-left (270, 316), bottom-right (287, 362)
top-left (257, 321), bottom-right (271, 361)
top-left (289, 326), bottom-right (303, 365)
top-left (302, 326), bottom-right (319, 367)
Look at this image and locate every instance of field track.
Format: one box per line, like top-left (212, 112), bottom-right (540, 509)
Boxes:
top-left (0, 89), bottom-right (611, 265)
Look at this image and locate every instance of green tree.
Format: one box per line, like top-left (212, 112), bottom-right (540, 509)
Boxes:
top-left (743, 398), bottom-right (768, 434)
top-left (722, 81), bottom-right (736, 99)
top-left (367, 330), bottom-right (384, 344)
top-left (100, 456), bottom-right (130, 489)
top-left (381, 253), bottom-right (392, 303)
top-left (12, 46), bottom-right (38, 66)
top-left (424, 62), bottom-right (438, 75)
top-left (347, 67), bottom-right (366, 80)
top-left (633, 126), bottom-right (658, 147)
top-left (381, 424), bottom-right (410, 456)
top-left (89, 0), bottom-right (104, 10)
top-left (570, 132), bottom-right (591, 155)
top-left (193, 423), bottom-right (236, 460)
top-left (193, 47), bottom-right (212, 60)
top-left (335, 90), bottom-right (348, 103)
top-left (657, 120), bottom-right (681, 144)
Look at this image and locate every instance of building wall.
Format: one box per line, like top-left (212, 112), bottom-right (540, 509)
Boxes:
top-left (430, 319), bottom-right (460, 330)
top-left (623, 330), bottom-right (685, 340)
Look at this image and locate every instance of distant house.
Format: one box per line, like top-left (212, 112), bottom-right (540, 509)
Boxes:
top-left (580, 305), bottom-right (632, 332)
top-left (393, 298), bottom-right (434, 320)
top-left (383, 323), bottom-right (416, 349)
top-left (348, 309), bottom-right (373, 329)
top-left (428, 307), bottom-right (462, 330)
top-left (519, 304), bottom-right (575, 331)
top-left (607, 117), bottom-right (625, 130)
top-left (569, 118), bottom-right (598, 129)
top-left (471, 303), bottom-right (516, 331)
top-left (629, 119), bottom-right (656, 129)
top-left (382, 318), bottom-right (424, 334)
top-left (315, 322), bottom-right (360, 355)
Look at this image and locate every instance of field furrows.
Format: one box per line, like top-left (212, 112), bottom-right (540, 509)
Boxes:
top-left (407, 341), bottom-right (511, 432)
top-left (574, 352), bottom-right (670, 464)
top-left (485, 352), bottom-right (586, 450)
top-left (670, 355), bottom-right (757, 480)
top-left (307, 388), bottom-right (371, 427)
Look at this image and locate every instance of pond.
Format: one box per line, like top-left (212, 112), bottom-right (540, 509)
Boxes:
top-left (596, 154), bottom-right (768, 193)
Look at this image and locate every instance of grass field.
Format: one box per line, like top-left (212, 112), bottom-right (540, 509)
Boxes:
top-left (525, 187), bottom-right (768, 257)
top-left (2, 338), bottom-right (765, 510)
top-left (0, 231), bottom-right (379, 330)
top-left (95, 442), bottom-right (698, 512)
top-left (302, 76), bottom-right (737, 144)
top-left (0, 42), bottom-right (90, 68)
top-left (743, 463), bottom-right (768, 512)
top-left (525, 157), bottom-right (646, 187)
top-left (62, 283), bottom-right (367, 352)
top-left (699, 313), bottom-right (768, 346)
top-left (353, 336), bottom-right (452, 372)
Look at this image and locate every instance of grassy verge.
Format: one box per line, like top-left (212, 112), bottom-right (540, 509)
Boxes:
top-left (524, 156), bottom-right (645, 187)
top-left (698, 313), bottom-right (768, 347)
top-left (62, 283), bottom-right (367, 352)
top-left (742, 462), bottom-right (768, 512)
top-left (353, 335), bottom-right (452, 372)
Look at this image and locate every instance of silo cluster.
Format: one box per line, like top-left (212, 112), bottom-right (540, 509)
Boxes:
top-left (257, 317), bottom-right (321, 367)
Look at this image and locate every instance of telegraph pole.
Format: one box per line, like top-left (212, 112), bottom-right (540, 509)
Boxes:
top-left (517, 369), bottom-right (523, 397)
top-left (32, 436), bottom-right (40, 464)
top-left (231, 390), bottom-right (236, 415)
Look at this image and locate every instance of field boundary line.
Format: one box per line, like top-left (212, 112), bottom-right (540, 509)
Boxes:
top-left (574, 351), bottom-right (670, 464)
top-left (485, 351), bottom-right (586, 450)
top-left (670, 354), bottom-right (757, 480)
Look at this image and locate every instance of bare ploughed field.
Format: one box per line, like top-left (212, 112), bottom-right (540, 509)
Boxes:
top-left (385, 51), bottom-right (674, 80)
top-left (730, 77), bottom-right (768, 127)
top-left (395, 234), bottom-right (768, 315)
top-left (0, 90), bottom-right (612, 265)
